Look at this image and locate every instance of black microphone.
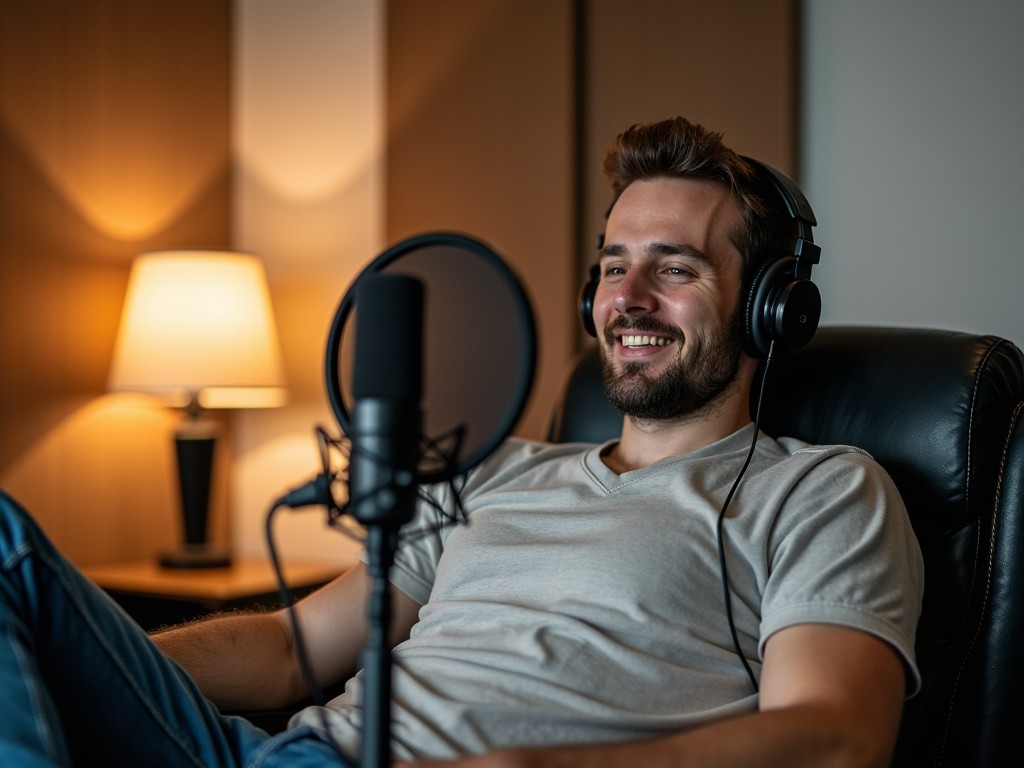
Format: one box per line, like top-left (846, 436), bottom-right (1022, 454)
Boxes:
top-left (348, 272), bottom-right (426, 768)
top-left (348, 273), bottom-right (424, 528)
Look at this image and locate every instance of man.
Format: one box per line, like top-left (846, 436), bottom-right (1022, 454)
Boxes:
top-left (0, 117), bottom-right (922, 767)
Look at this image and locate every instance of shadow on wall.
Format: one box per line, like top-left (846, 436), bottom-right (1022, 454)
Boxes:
top-left (0, 0), bottom-right (233, 563)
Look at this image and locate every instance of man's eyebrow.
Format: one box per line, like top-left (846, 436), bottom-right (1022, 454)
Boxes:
top-left (599, 243), bottom-right (627, 258)
top-left (599, 241), bottom-right (710, 264)
top-left (648, 242), bottom-right (710, 262)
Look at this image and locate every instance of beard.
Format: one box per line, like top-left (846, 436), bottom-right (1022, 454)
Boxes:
top-left (599, 309), bottom-right (745, 422)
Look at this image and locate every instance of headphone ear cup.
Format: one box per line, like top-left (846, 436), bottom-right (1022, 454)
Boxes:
top-left (772, 276), bottom-right (821, 352)
top-left (745, 256), bottom-right (821, 357)
top-left (579, 264), bottom-right (600, 337)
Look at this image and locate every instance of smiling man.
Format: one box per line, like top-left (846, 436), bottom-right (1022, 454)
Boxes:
top-left (0, 117), bottom-right (923, 768)
top-left (598, 176), bottom-right (751, 443)
top-left (377, 119), bottom-right (924, 767)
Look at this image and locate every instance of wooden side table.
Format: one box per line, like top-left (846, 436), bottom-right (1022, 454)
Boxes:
top-left (82, 556), bottom-right (350, 631)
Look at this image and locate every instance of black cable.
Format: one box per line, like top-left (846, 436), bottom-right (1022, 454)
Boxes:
top-left (263, 425), bottom-right (472, 766)
top-left (716, 339), bottom-right (776, 695)
top-left (264, 499), bottom-right (358, 764)
top-left (265, 501), bottom-right (328, 707)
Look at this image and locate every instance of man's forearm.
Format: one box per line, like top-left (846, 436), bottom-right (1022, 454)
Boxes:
top-left (402, 703), bottom-right (894, 768)
top-left (569, 704), bottom-right (889, 768)
top-left (151, 609), bottom-right (303, 711)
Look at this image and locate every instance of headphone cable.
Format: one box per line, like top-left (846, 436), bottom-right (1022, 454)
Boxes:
top-left (716, 340), bottom-right (776, 695)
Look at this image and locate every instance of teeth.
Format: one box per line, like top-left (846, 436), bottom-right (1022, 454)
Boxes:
top-left (622, 335), bottom-right (670, 348)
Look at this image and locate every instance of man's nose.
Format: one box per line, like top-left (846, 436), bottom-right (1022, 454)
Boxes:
top-left (613, 271), bottom-right (657, 315)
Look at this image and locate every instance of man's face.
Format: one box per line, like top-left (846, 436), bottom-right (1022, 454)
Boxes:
top-left (593, 177), bottom-right (748, 421)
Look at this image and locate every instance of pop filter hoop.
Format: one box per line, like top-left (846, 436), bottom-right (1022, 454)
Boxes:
top-left (325, 231), bottom-right (537, 483)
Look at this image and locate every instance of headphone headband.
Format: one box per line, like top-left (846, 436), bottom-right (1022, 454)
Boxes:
top-left (742, 157), bottom-right (821, 282)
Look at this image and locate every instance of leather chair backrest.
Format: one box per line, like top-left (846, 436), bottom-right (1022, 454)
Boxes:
top-left (548, 326), bottom-right (1024, 767)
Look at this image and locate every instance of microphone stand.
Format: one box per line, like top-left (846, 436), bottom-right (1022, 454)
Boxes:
top-left (361, 523), bottom-right (403, 768)
top-left (350, 398), bottom-right (420, 768)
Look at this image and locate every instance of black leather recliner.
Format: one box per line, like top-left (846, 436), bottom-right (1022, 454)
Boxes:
top-left (548, 326), bottom-right (1024, 767)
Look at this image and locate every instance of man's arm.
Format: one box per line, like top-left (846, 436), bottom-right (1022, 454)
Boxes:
top-left (152, 562), bottom-right (422, 711)
top-left (400, 623), bottom-right (907, 768)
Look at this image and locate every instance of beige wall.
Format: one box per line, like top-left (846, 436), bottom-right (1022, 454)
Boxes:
top-left (0, 0), bottom-right (233, 565)
top-left (230, 0), bottom-right (384, 564)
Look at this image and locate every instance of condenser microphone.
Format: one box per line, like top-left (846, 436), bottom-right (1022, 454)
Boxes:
top-left (348, 273), bottom-right (424, 528)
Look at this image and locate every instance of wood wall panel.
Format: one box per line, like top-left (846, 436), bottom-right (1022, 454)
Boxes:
top-left (581, 0), bottom-right (798, 299)
top-left (386, 0), bottom-right (577, 441)
top-left (0, 0), bottom-right (233, 565)
top-left (386, 0), bottom-right (796, 436)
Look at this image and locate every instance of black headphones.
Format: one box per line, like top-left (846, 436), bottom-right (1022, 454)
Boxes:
top-left (578, 157), bottom-right (822, 359)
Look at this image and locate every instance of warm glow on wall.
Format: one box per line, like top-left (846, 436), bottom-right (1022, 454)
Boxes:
top-left (0, 3), bottom-right (229, 243)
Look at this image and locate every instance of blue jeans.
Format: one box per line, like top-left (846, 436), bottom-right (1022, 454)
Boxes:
top-left (0, 491), bottom-right (355, 767)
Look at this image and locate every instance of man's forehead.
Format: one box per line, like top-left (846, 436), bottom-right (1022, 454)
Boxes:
top-left (610, 177), bottom-right (736, 218)
top-left (603, 178), bottom-right (742, 258)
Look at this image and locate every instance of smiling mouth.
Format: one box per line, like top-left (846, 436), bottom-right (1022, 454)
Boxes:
top-left (619, 334), bottom-right (673, 349)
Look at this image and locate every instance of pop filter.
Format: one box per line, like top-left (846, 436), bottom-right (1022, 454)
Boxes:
top-left (325, 231), bottom-right (537, 483)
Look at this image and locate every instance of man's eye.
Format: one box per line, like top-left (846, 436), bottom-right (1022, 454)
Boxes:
top-left (603, 265), bottom-right (626, 277)
top-left (665, 266), bottom-right (692, 277)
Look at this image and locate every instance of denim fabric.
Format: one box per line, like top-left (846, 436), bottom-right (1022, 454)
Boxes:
top-left (0, 491), bottom-right (355, 767)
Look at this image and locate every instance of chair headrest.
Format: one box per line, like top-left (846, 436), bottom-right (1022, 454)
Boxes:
top-left (757, 326), bottom-right (1024, 532)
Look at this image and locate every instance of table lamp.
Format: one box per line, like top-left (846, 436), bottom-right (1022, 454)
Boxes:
top-left (109, 250), bottom-right (287, 568)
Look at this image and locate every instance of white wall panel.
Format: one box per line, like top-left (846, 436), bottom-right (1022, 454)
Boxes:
top-left (802, 0), bottom-right (1024, 341)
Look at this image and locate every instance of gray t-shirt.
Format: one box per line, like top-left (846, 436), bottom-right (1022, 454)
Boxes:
top-left (293, 426), bottom-right (924, 760)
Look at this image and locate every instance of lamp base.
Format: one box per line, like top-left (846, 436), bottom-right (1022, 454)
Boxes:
top-left (159, 544), bottom-right (232, 569)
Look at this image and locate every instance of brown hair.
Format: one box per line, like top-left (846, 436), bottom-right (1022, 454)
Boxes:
top-left (602, 116), bottom-right (786, 278)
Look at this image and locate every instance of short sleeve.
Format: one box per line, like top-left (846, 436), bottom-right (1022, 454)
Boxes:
top-left (758, 450), bottom-right (925, 695)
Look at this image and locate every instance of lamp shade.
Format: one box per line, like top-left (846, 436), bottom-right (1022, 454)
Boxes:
top-left (109, 250), bottom-right (287, 409)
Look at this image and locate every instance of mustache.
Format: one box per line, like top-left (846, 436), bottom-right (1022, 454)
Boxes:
top-left (603, 316), bottom-right (684, 346)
